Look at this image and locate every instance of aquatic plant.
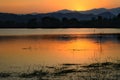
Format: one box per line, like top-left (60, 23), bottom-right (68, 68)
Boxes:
top-left (20, 70), bottom-right (48, 78)
top-left (0, 72), bottom-right (11, 78)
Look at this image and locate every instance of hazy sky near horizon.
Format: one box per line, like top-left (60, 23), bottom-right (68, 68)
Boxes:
top-left (0, 0), bottom-right (120, 14)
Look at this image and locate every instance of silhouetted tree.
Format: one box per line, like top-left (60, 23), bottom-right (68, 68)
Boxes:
top-left (114, 13), bottom-right (120, 27)
top-left (69, 18), bottom-right (79, 26)
top-left (118, 13), bottom-right (120, 17)
top-left (61, 17), bottom-right (70, 27)
top-left (91, 17), bottom-right (96, 21)
top-left (117, 13), bottom-right (120, 20)
top-left (27, 18), bottom-right (38, 28)
top-left (41, 16), bottom-right (60, 28)
top-left (97, 16), bottom-right (103, 21)
top-left (0, 13), bottom-right (120, 28)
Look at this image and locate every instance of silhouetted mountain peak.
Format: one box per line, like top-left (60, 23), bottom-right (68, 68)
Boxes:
top-left (30, 12), bottom-right (39, 15)
top-left (98, 11), bottom-right (115, 18)
top-left (90, 8), bottom-right (107, 11)
top-left (109, 7), bottom-right (120, 15)
top-left (79, 8), bottom-right (108, 15)
top-left (0, 7), bottom-right (119, 23)
top-left (99, 11), bottom-right (114, 15)
top-left (55, 9), bottom-right (73, 13)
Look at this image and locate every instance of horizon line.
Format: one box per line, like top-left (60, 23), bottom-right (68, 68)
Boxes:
top-left (0, 7), bottom-right (120, 15)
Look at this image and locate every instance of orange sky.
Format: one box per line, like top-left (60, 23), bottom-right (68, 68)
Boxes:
top-left (0, 0), bottom-right (119, 14)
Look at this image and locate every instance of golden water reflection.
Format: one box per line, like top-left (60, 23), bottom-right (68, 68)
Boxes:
top-left (0, 34), bottom-right (120, 72)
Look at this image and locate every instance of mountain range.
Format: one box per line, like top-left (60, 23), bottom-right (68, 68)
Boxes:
top-left (0, 7), bottom-right (120, 22)
top-left (55, 7), bottom-right (120, 15)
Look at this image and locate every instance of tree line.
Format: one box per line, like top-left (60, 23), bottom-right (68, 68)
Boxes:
top-left (0, 13), bottom-right (120, 28)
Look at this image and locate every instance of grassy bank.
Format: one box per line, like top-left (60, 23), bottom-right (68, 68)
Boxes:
top-left (0, 61), bottom-right (120, 80)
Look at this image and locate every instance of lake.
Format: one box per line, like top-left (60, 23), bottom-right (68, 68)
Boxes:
top-left (0, 28), bottom-right (120, 73)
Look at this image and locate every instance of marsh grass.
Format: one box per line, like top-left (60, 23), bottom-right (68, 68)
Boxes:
top-left (0, 61), bottom-right (119, 80)
top-left (78, 61), bottom-right (120, 80)
top-left (0, 72), bottom-right (11, 78)
top-left (19, 66), bottom-right (49, 80)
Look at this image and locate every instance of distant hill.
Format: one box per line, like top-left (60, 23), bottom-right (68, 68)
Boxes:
top-left (79, 8), bottom-right (107, 15)
top-left (97, 12), bottom-right (115, 19)
top-left (54, 9), bottom-right (74, 14)
top-left (109, 7), bottom-right (120, 15)
top-left (55, 7), bottom-right (120, 16)
top-left (0, 7), bottom-right (120, 28)
top-left (0, 7), bottom-right (119, 22)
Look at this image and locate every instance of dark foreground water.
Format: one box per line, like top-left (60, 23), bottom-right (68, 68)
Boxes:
top-left (0, 28), bottom-right (120, 80)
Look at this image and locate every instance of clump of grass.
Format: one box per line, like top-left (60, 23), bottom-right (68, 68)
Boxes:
top-left (0, 72), bottom-right (11, 78)
top-left (54, 69), bottom-right (77, 76)
top-left (0, 61), bottom-right (119, 80)
top-left (19, 70), bottom-right (48, 78)
top-left (77, 61), bottom-right (120, 80)
top-left (62, 63), bottom-right (81, 66)
top-left (83, 62), bottom-right (120, 69)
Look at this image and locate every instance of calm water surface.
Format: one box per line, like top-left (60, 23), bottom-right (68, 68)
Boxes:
top-left (0, 28), bottom-right (120, 72)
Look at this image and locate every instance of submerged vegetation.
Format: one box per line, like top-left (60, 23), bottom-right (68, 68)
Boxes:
top-left (0, 62), bottom-right (120, 80)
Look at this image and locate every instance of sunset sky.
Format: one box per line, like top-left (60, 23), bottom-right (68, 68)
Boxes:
top-left (0, 0), bottom-right (120, 14)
